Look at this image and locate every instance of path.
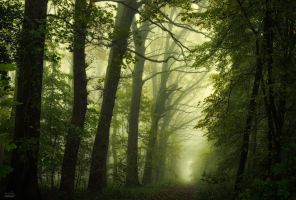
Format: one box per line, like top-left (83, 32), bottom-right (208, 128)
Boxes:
top-left (143, 185), bottom-right (197, 200)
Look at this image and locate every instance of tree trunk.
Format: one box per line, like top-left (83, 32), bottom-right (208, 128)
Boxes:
top-left (233, 39), bottom-right (262, 198)
top-left (6, 0), bottom-right (48, 199)
top-left (155, 115), bottom-right (170, 183)
top-left (153, 94), bottom-right (175, 183)
top-left (263, 0), bottom-right (282, 167)
top-left (88, 1), bottom-right (137, 191)
top-left (59, 0), bottom-right (88, 198)
top-left (142, 58), bottom-right (170, 185)
top-left (126, 21), bottom-right (150, 187)
top-left (142, 16), bottom-right (175, 185)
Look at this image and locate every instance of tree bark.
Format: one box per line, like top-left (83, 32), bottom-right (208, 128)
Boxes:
top-left (59, 0), bottom-right (88, 198)
top-left (263, 0), bottom-right (281, 166)
top-left (88, 1), bottom-right (137, 191)
top-left (126, 21), bottom-right (150, 187)
top-left (6, 0), bottom-right (48, 199)
top-left (233, 39), bottom-right (262, 198)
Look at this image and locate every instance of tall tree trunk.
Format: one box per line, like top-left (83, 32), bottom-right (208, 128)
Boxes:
top-left (155, 114), bottom-right (170, 183)
top-left (126, 21), bottom-right (150, 187)
top-left (263, 0), bottom-right (281, 167)
top-left (142, 13), bottom-right (176, 184)
top-left (233, 39), bottom-right (262, 198)
top-left (6, 0), bottom-right (48, 199)
top-left (88, 1), bottom-right (137, 191)
top-left (154, 95), bottom-right (175, 183)
top-left (59, 0), bottom-right (88, 198)
top-left (142, 57), bottom-right (170, 185)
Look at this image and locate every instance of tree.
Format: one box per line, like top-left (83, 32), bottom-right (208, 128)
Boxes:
top-left (6, 0), bottom-right (48, 199)
top-left (88, 0), bottom-right (138, 191)
top-left (142, 35), bottom-right (172, 185)
top-left (60, 0), bottom-right (88, 197)
top-left (142, 11), bottom-right (183, 183)
top-left (234, 38), bottom-right (262, 198)
top-left (194, 0), bottom-right (296, 199)
top-left (126, 20), bottom-right (150, 187)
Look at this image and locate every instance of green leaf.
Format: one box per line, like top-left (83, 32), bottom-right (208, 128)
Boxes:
top-left (0, 165), bottom-right (12, 178)
top-left (0, 63), bottom-right (16, 71)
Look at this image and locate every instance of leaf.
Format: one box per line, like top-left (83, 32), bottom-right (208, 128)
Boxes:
top-left (0, 133), bottom-right (16, 151)
top-left (0, 63), bottom-right (16, 71)
top-left (0, 165), bottom-right (12, 178)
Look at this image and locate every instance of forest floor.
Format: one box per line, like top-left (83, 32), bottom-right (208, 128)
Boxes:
top-left (42, 184), bottom-right (198, 200)
top-left (143, 185), bottom-right (198, 200)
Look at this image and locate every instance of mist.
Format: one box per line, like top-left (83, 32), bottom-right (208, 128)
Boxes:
top-left (1, 0), bottom-right (296, 200)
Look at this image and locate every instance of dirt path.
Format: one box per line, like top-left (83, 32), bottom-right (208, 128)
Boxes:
top-left (143, 185), bottom-right (197, 200)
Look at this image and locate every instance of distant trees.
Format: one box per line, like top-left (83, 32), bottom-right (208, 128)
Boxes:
top-left (142, 32), bottom-right (172, 185)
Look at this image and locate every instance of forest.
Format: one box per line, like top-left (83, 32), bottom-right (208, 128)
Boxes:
top-left (0, 0), bottom-right (295, 199)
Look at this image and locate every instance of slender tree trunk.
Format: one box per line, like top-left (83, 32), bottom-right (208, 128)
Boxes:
top-left (6, 0), bottom-right (48, 199)
top-left (155, 116), bottom-right (170, 183)
top-left (50, 168), bottom-right (55, 190)
top-left (88, 1), bottom-right (137, 191)
top-left (154, 94), bottom-right (175, 183)
top-left (126, 21), bottom-right (150, 187)
top-left (233, 39), bottom-right (262, 198)
top-left (142, 15), bottom-right (176, 184)
top-left (263, 0), bottom-right (282, 167)
top-left (142, 59), bottom-right (170, 185)
top-left (59, 0), bottom-right (88, 198)
top-left (261, 75), bottom-right (275, 175)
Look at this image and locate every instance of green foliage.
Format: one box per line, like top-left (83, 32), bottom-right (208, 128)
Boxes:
top-left (0, 64), bottom-right (16, 71)
top-left (192, 0), bottom-right (296, 199)
top-left (0, 65), bottom-right (16, 179)
top-left (47, 0), bottom-right (115, 49)
top-left (0, 133), bottom-right (16, 178)
top-left (0, 0), bottom-right (23, 63)
top-left (0, 4), bottom-right (22, 175)
top-left (38, 42), bottom-right (72, 188)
